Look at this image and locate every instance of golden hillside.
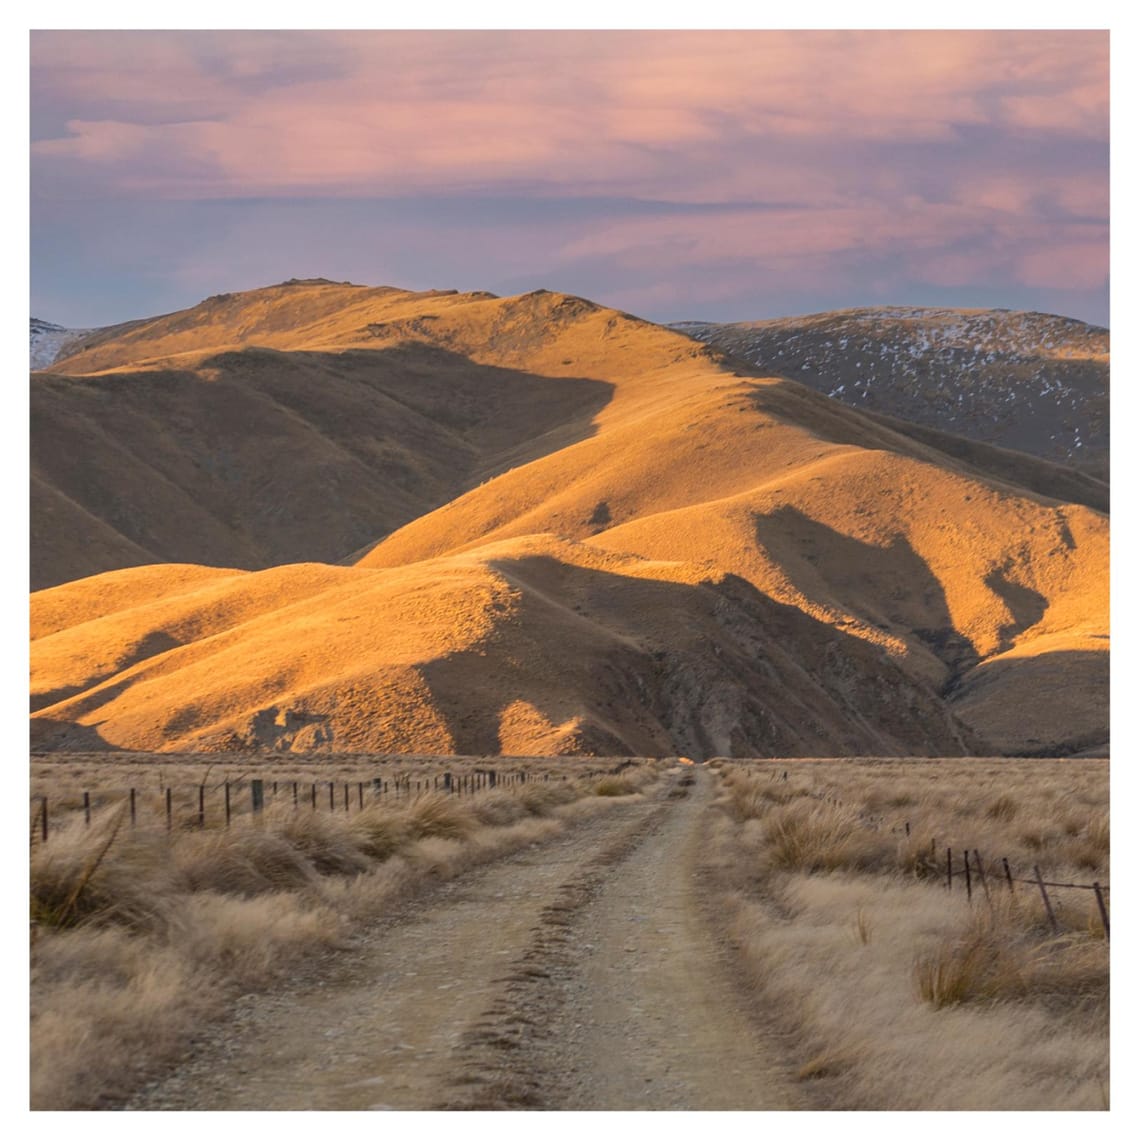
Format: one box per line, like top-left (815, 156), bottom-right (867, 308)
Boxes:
top-left (31, 281), bottom-right (1109, 758)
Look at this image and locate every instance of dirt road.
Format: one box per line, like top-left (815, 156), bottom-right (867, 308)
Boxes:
top-left (127, 767), bottom-right (802, 1110)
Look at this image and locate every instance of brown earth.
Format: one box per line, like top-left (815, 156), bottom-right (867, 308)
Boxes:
top-left (30, 281), bottom-right (1109, 758)
top-left (125, 767), bottom-right (804, 1111)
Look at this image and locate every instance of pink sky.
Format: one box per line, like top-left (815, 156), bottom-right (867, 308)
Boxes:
top-left (30, 29), bottom-right (1109, 327)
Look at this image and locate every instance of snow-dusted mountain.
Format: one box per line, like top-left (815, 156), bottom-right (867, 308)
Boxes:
top-left (673, 307), bottom-right (1108, 480)
top-left (31, 318), bottom-right (98, 370)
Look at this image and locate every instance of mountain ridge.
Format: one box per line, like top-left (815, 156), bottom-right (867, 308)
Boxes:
top-left (30, 281), bottom-right (1109, 759)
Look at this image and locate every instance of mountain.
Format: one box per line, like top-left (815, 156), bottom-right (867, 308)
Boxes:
top-left (30, 318), bottom-right (99, 371)
top-left (30, 282), bottom-right (1109, 759)
top-left (672, 308), bottom-right (1109, 482)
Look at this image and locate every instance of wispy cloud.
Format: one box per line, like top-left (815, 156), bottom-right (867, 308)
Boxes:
top-left (30, 30), bottom-right (1109, 326)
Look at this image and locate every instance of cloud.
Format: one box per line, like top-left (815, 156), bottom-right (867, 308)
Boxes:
top-left (29, 30), bottom-right (1109, 327)
top-left (32, 30), bottom-right (1108, 202)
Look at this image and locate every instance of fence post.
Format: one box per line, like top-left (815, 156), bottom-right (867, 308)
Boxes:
top-left (84, 791), bottom-right (91, 826)
top-left (40, 796), bottom-right (48, 844)
top-left (973, 850), bottom-right (990, 902)
top-left (444, 773), bottom-right (452, 793)
top-left (358, 782), bottom-right (364, 811)
top-left (129, 789), bottom-right (136, 829)
top-left (198, 784), bottom-right (206, 829)
top-left (329, 782), bottom-right (335, 811)
top-left (293, 781), bottom-right (299, 808)
top-left (963, 850), bottom-right (972, 902)
top-left (1093, 883), bottom-right (1109, 941)
top-left (166, 787), bottom-right (173, 833)
top-left (1033, 865), bottom-right (1060, 933)
top-left (490, 770), bottom-right (497, 789)
top-left (251, 779), bottom-right (264, 816)
top-left (224, 781), bottom-right (232, 827)
top-left (1003, 857), bottom-right (1014, 892)
top-left (311, 783), bottom-right (317, 810)
top-left (344, 783), bottom-right (349, 812)
top-left (946, 847), bottom-right (952, 892)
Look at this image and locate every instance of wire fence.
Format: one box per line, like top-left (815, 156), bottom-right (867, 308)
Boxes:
top-left (28, 761), bottom-right (631, 849)
top-left (753, 766), bottom-right (1109, 940)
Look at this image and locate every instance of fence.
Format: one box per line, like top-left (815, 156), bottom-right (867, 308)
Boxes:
top-left (749, 765), bottom-right (1110, 941)
top-left (29, 764), bottom-right (585, 847)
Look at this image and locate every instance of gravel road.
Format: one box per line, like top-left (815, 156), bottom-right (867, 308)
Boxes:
top-left (127, 767), bottom-right (802, 1110)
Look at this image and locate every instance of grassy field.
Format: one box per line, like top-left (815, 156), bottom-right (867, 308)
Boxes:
top-left (704, 757), bottom-right (1109, 1110)
top-left (29, 753), bottom-right (666, 1109)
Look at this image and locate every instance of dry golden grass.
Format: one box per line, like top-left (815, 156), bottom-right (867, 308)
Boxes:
top-left (33, 284), bottom-right (1107, 761)
top-left (707, 758), bottom-right (1108, 1110)
top-left (30, 759), bottom-right (664, 1109)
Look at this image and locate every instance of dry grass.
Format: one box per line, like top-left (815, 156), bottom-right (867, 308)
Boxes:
top-left (706, 758), bottom-right (1109, 1110)
top-left (30, 757), bottom-right (665, 1109)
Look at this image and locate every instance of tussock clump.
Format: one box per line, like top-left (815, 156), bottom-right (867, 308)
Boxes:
top-left (469, 791), bottom-right (529, 828)
top-left (406, 793), bottom-right (474, 841)
top-left (764, 800), bottom-right (884, 872)
top-left (172, 826), bottom-right (317, 896)
top-left (914, 900), bottom-right (1108, 1011)
top-left (986, 794), bottom-right (1019, 821)
top-left (594, 776), bottom-right (635, 797)
top-left (349, 805), bottom-right (413, 860)
top-left (31, 809), bottom-right (173, 931)
top-left (274, 808), bottom-right (373, 876)
top-left (168, 892), bottom-right (344, 985)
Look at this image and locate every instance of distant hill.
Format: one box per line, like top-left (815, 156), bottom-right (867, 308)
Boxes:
top-left (30, 282), bottom-right (1108, 758)
top-left (672, 308), bottom-right (1108, 482)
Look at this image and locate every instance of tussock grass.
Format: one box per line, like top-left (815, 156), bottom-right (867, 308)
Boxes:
top-left (706, 758), bottom-right (1109, 1110)
top-left (764, 800), bottom-right (881, 873)
top-left (31, 757), bottom-right (667, 1108)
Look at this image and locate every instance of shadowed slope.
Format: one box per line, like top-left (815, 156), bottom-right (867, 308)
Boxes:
top-left (674, 307), bottom-right (1109, 480)
top-left (32, 338), bottom-right (612, 589)
top-left (31, 281), bottom-right (1108, 757)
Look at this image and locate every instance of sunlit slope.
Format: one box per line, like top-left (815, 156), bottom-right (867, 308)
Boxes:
top-left (31, 537), bottom-right (973, 758)
top-left (33, 282), bottom-right (723, 590)
top-left (32, 280), bottom-right (1108, 757)
top-left (358, 369), bottom-right (1107, 756)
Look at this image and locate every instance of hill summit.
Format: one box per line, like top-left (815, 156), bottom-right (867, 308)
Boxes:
top-left (31, 281), bottom-right (1108, 759)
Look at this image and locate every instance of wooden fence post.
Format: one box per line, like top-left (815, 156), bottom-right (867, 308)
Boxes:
top-left (293, 781), bottom-right (299, 808)
top-left (84, 791), bottom-right (91, 826)
top-left (198, 784), bottom-right (206, 829)
top-left (166, 787), bottom-right (173, 833)
top-left (40, 796), bottom-right (48, 844)
top-left (224, 781), bottom-right (232, 827)
top-left (963, 850), bottom-right (972, 901)
top-left (444, 773), bottom-right (452, 793)
top-left (129, 789), bottom-right (136, 829)
top-left (328, 782), bottom-right (335, 811)
top-left (358, 782), bottom-right (364, 811)
top-left (1093, 883), bottom-right (1109, 941)
top-left (311, 783), bottom-right (317, 810)
top-left (1033, 865), bottom-right (1060, 933)
top-left (251, 779), bottom-right (264, 816)
top-left (343, 783), bottom-right (349, 812)
top-left (946, 847), bottom-right (953, 892)
top-left (973, 849), bottom-right (990, 902)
